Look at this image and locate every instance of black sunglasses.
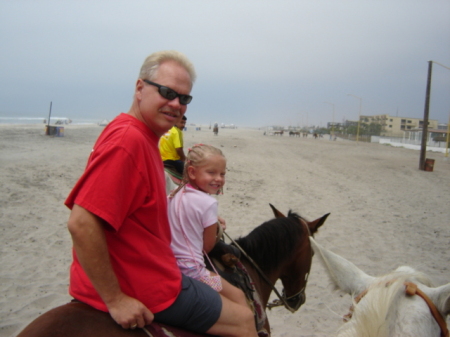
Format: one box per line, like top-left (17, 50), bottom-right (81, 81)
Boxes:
top-left (143, 80), bottom-right (192, 105)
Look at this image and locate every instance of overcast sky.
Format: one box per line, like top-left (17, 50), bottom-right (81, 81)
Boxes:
top-left (1, 0), bottom-right (449, 127)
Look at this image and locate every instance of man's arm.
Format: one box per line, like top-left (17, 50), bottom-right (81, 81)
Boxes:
top-left (175, 147), bottom-right (186, 162)
top-left (67, 204), bottom-right (154, 329)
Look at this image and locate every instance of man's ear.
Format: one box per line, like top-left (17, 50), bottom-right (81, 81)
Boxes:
top-left (135, 79), bottom-right (145, 101)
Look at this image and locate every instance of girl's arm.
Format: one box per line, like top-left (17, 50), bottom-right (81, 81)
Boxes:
top-left (203, 222), bottom-right (219, 253)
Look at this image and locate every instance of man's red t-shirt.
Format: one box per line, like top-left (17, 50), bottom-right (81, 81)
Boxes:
top-left (65, 113), bottom-right (182, 313)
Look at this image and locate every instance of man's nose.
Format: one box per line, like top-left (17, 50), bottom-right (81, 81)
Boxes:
top-left (167, 97), bottom-right (182, 109)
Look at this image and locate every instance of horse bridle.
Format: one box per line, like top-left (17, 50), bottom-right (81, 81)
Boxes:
top-left (268, 287), bottom-right (306, 313)
top-left (273, 217), bottom-right (313, 312)
top-left (223, 219), bottom-right (311, 313)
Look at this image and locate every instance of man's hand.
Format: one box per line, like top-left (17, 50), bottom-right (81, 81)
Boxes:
top-left (107, 293), bottom-right (154, 329)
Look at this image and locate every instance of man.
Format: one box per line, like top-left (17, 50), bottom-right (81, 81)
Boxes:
top-left (159, 115), bottom-right (187, 175)
top-left (65, 50), bottom-right (257, 337)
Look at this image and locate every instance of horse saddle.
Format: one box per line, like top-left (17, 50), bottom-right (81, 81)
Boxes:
top-left (164, 162), bottom-right (183, 181)
top-left (205, 241), bottom-right (266, 331)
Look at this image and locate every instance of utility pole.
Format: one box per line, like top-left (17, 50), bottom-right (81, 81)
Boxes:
top-left (348, 94), bottom-right (362, 142)
top-left (446, 110), bottom-right (450, 158)
top-left (324, 102), bottom-right (335, 137)
top-left (419, 61), bottom-right (432, 171)
top-left (47, 101), bottom-right (52, 128)
top-left (45, 101), bottom-right (53, 135)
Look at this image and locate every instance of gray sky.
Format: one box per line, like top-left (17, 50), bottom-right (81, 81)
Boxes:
top-left (1, 0), bottom-right (449, 127)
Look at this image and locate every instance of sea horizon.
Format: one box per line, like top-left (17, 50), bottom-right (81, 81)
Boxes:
top-left (0, 116), bottom-right (106, 125)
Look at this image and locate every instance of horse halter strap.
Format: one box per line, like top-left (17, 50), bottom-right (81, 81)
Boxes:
top-left (346, 282), bottom-right (449, 337)
top-left (404, 282), bottom-right (449, 337)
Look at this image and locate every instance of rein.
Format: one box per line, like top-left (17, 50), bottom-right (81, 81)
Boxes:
top-left (223, 231), bottom-right (303, 313)
top-left (404, 282), bottom-right (449, 337)
top-left (345, 281), bottom-right (449, 337)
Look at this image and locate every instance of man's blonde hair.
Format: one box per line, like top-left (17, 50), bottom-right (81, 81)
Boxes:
top-left (139, 50), bottom-right (196, 85)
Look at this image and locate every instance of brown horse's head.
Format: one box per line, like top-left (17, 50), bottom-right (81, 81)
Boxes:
top-left (269, 204), bottom-right (329, 312)
top-left (236, 204), bottom-right (329, 312)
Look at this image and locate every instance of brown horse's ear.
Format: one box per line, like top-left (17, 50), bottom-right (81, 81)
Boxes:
top-left (269, 203), bottom-right (286, 218)
top-left (307, 213), bottom-right (330, 236)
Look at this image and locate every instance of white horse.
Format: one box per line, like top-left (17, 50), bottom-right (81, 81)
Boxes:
top-left (164, 171), bottom-right (178, 195)
top-left (310, 237), bottom-right (450, 337)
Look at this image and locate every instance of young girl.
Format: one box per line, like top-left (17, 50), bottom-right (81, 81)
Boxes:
top-left (167, 144), bottom-right (248, 309)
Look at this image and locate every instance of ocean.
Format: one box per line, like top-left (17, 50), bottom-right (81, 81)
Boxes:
top-left (0, 116), bottom-right (105, 125)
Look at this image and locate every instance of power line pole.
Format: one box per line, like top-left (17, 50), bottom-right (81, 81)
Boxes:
top-left (419, 61), bottom-right (432, 170)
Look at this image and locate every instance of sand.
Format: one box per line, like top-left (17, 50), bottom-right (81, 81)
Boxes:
top-left (1, 123), bottom-right (449, 337)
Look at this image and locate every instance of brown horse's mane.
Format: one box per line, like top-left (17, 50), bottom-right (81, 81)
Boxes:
top-left (235, 211), bottom-right (308, 273)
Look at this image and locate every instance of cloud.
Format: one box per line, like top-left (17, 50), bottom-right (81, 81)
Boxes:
top-left (1, 0), bottom-right (449, 126)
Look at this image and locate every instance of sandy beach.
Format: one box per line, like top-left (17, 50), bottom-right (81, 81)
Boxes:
top-left (1, 123), bottom-right (449, 337)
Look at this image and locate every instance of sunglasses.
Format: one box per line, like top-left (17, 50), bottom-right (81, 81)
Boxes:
top-left (143, 80), bottom-right (192, 105)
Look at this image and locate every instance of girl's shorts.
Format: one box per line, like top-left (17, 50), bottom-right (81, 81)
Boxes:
top-left (178, 259), bottom-right (223, 292)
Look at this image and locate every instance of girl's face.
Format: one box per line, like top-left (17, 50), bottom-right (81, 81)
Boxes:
top-left (187, 154), bottom-right (226, 194)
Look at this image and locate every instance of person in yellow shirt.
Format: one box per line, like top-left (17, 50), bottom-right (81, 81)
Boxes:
top-left (159, 115), bottom-right (187, 175)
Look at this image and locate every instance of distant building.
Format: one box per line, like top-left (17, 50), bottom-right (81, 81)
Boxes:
top-left (326, 122), bottom-right (344, 131)
top-left (355, 114), bottom-right (439, 137)
top-left (402, 128), bottom-right (448, 144)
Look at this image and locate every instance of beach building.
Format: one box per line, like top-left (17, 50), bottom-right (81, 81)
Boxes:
top-left (354, 114), bottom-right (439, 137)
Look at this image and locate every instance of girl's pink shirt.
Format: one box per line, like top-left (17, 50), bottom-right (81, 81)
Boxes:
top-left (167, 185), bottom-right (217, 279)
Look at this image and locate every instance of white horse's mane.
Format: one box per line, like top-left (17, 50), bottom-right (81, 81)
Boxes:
top-left (338, 269), bottom-right (433, 337)
top-left (310, 237), bottom-right (450, 337)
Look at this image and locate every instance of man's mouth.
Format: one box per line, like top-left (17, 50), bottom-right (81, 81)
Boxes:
top-left (160, 109), bottom-right (179, 119)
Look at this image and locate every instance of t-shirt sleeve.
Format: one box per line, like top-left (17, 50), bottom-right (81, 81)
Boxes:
top-left (202, 200), bottom-right (218, 229)
top-left (66, 144), bottom-right (147, 231)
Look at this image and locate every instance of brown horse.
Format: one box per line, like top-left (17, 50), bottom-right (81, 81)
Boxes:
top-left (16, 205), bottom-right (329, 337)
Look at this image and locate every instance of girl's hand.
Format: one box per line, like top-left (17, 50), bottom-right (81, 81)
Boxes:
top-left (218, 216), bottom-right (226, 231)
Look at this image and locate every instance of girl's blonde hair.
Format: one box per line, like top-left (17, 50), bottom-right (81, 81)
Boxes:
top-left (169, 144), bottom-right (225, 197)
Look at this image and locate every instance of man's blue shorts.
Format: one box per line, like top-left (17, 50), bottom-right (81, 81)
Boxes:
top-left (154, 274), bottom-right (222, 333)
